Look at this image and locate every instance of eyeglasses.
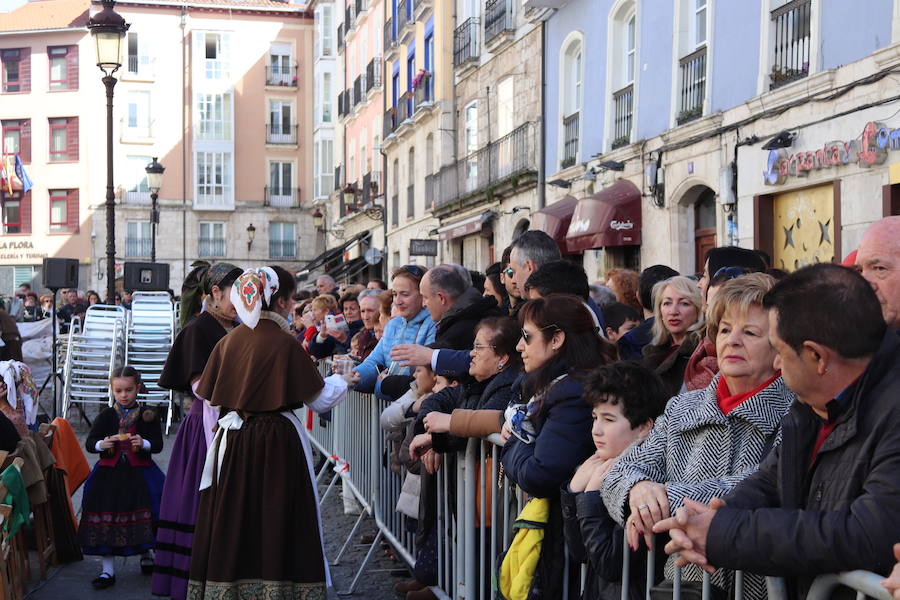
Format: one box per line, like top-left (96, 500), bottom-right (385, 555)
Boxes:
top-left (399, 264), bottom-right (426, 278)
top-left (472, 343), bottom-right (496, 354)
top-left (520, 324), bottom-right (560, 344)
top-left (503, 267), bottom-right (514, 277)
top-left (712, 266), bottom-right (749, 281)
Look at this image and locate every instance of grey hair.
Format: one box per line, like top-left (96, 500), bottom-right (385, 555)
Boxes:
top-left (316, 274), bottom-right (335, 286)
top-left (428, 264), bottom-right (469, 300)
top-left (449, 263), bottom-right (472, 288)
top-left (357, 289), bottom-right (382, 303)
top-left (510, 230), bottom-right (562, 269)
top-left (589, 285), bottom-right (617, 310)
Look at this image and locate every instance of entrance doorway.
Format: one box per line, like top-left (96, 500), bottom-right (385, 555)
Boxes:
top-left (694, 188), bottom-right (717, 272)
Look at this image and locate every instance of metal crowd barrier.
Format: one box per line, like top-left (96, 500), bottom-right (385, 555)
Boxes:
top-left (304, 361), bottom-right (893, 600)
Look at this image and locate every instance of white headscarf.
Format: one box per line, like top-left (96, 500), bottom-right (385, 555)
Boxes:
top-left (230, 267), bottom-right (280, 329)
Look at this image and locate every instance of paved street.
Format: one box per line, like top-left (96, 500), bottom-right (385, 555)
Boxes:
top-left (25, 412), bottom-right (403, 600)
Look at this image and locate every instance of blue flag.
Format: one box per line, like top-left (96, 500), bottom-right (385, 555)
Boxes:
top-left (14, 154), bottom-right (32, 194)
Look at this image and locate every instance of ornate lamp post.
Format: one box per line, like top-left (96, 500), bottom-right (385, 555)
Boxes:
top-left (145, 157), bottom-right (164, 263)
top-left (88, 0), bottom-right (129, 302)
top-left (246, 223), bottom-right (257, 253)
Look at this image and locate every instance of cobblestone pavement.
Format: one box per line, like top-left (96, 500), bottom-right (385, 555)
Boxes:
top-left (25, 413), bottom-right (408, 599)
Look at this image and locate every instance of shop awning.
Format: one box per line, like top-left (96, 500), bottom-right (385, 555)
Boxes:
top-left (530, 195), bottom-right (578, 254)
top-left (565, 179), bottom-right (642, 251)
top-left (295, 231), bottom-right (371, 280)
top-left (437, 211), bottom-right (495, 241)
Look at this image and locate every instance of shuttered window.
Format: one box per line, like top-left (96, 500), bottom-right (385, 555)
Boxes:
top-left (48, 117), bottom-right (78, 161)
top-left (48, 45), bottom-right (78, 91)
top-left (48, 189), bottom-right (78, 233)
top-left (1, 48), bottom-right (29, 93)
top-left (2, 119), bottom-right (30, 163)
top-left (1, 190), bottom-right (30, 234)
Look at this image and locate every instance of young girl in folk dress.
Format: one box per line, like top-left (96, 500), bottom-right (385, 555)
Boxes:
top-left (78, 366), bottom-right (165, 590)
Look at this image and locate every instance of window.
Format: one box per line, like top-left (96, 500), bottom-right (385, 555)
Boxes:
top-left (677, 0), bottom-right (708, 124)
top-left (769, 0), bottom-right (812, 90)
top-left (126, 31), bottom-right (150, 76)
top-left (269, 161), bottom-right (293, 206)
top-left (200, 32), bottom-right (230, 80)
top-left (1, 49), bottom-right (28, 94)
top-left (199, 222), bottom-right (226, 257)
top-left (320, 139), bottom-right (334, 194)
top-left (560, 34), bottom-right (583, 168)
top-left (322, 6), bottom-right (334, 56)
top-left (609, 3), bottom-right (637, 149)
top-left (464, 101), bottom-right (478, 184)
top-left (268, 100), bottom-right (295, 143)
top-left (197, 93), bottom-right (233, 140)
top-left (269, 222), bottom-right (296, 259)
top-left (195, 152), bottom-right (232, 207)
top-left (625, 15), bottom-right (636, 84)
top-left (322, 73), bottom-right (333, 122)
top-left (49, 189), bottom-right (78, 233)
top-left (2, 119), bottom-right (29, 163)
top-left (693, 0), bottom-right (707, 48)
top-left (126, 91), bottom-right (151, 137)
top-left (406, 147), bottom-right (415, 218)
top-left (125, 156), bottom-right (151, 203)
top-left (126, 221), bottom-right (152, 257)
top-left (48, 46), bottom-right (77, 91)
top-left (49, 117), bottom-right (77, 161)
top-left (2, 195), bottom-right (22, 233)
top-left (269, 43), bottom-right (293, 86)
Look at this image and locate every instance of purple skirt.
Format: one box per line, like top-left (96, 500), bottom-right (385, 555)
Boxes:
top-left (151, 400), bottom-right (208, 600)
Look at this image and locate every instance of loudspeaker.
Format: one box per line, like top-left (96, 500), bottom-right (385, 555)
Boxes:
top-left (124, 262), bottom-right (170, 292)
top-left (42, 258), bottom-right (79, 290)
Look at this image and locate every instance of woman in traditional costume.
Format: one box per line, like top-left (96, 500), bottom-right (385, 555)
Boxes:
top-left (188, 266), bottom-right (340, 599)
top-left (152, 261), bottom-right (241, 600)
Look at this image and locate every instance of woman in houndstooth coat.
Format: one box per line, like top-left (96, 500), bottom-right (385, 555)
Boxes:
top-left (602, 274), bottom-right (795, 600)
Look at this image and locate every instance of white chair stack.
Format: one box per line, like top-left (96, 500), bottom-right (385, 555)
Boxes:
top-left (61, 305), bottom-right (126, 421)
top-left (125, 292), bottom-right (176, 434)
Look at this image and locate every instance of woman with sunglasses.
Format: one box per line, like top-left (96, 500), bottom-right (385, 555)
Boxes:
top-left (351, 265), bottom-right (437, 399)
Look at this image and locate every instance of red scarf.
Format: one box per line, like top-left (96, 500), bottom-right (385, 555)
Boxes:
top-left (716, 372), bottom-right (781, 415)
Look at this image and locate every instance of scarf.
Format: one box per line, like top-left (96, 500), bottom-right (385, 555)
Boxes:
top-left (715, 372), bottom-right (781, 416)
top-left (260, 310), bottom-right (292, 333)
top-left (203, 296), bottom-right (236, 332)
top-left (231, 268), bottom-right (280, 329)
top-left (504, 374), bottom-right (568, 445)
top-left (180, 261), bottom-right (242, 328)
top-left (114, 401), bottom-right (140, 434)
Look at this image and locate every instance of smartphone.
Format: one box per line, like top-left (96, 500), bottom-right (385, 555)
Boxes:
top-left (325, 314), bottom-right (337, 330)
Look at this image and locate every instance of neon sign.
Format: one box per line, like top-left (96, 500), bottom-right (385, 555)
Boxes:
top-left (763, 121), bottom-right (900, 185)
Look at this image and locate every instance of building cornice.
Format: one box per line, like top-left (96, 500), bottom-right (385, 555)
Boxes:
top-left (0, 26), bottom-right (87, 36)
top-left (93, 0), bottom-right (313, 18)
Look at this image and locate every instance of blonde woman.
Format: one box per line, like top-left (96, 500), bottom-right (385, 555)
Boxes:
top-left (640, 275), bottom-right (704, 397)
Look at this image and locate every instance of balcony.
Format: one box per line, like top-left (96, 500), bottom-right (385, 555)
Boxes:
top-left (269, 239), bottom-right (296, 259)
top-left (123, 190), bottom-right (150, 204)
top-left (334, 164), bottom-right (343, 192)
top-left (454, 18), bottom-right (480, 69)
top-left (561, 111), bottom-right (579, 169)
top-left (366, 58), bottom-right (382, 95)
top-left (413, 71), bottom-right (434, 116)
top-left (398, 0), bottom-right (415, 43)
top-left (397, 91), bottom-right (414, 126)
top-left (611, 84), bottom-right (633, 149)
top-left (769, 0), bottom-right (811, 90)
top-left (125, 238), bottom-right (151, 258)
top-left (434, 121), bottom-right (537, 213)
top-left (384, 18), bottom-right (397, 58)
top-left (391, 193), bottom-right (399, 226)
top-left (266, 123), bottom-right (298, 145)
top-left (353, 74), bottom-right (367, 108)
top-left (198, 238), bottom-right (226, 258)
top-left (344, 4), bottom-right (357, 38)
top-left (485, 0), bottom-right (514, 49)
top-left (384, 107), bottom-right (397, 138)
top-left (413, 0), bottom-right (432, 21)
top-left (266, 64), bottom-right (298, 87)
top-left (264, 186), bottom-right (301, 208)
top-left (338, 90), bottom-right (351, 118)
top-left (355, 0), bottom-right (367, 20)
top-left (677, 46), bottom-right (706, 125)
top-left (124, 55), bottom-right (155, 80)
top-left (337, 23), bottom-right (345, 53)
top-left (119, 117), bottom-right (154, 143)
top-left (362, 171), bottom-right (382, 204)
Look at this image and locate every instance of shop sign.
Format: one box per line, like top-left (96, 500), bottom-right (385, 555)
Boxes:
top-left (763, 121), bottom-right (900, 185)
top-left (0, 239), bottom-right (47, 262)
top-left (610, 220), bottom-right (634, 231)
top-left (409, 239), bottom-right (438, 256)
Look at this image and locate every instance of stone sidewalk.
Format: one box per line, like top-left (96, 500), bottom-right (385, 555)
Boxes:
top-left (25, 416), bottom-right (408, 599)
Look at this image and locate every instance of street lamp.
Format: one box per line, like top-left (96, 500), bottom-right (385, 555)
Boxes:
top-left (145, 157), bottom-right (164, 263)
top-left (246, 223), bottom-right (256, 253)
top-left (342, 182), bottom-right (358, 209)
top-left (88, 0), bottom-right (129, 303)
top-left (312, 208), bottom-right (324, 230)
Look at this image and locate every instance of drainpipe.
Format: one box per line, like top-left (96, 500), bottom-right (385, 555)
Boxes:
top-left (181, 6), bottom-right (187, 277)
top-left (538, 19), bottom-right (546, 209)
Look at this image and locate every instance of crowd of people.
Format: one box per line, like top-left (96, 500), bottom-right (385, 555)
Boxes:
top-left (2, 215), bottom-right (898, 599)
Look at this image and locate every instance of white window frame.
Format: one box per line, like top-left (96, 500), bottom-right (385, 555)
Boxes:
top-left (125, 155), bottom-right (152, 203)
top-left (604, 0), bottom-right (640, 151)
top-left (669, 0), bottom-right (713, 126)
top-left (269, 160), bottom-right (294, 207)
top-left (125, 221), bottom-right (152, 257)
top-left (269, 222), bottom-right (297, 259)
top-left (197, 31), bottom-right (231, 81)
top-left (125, 91), bottom-right (151, 137)
top-left (692, 0), bottom-right (707, 49)
top-left (757, 0), bottom-right (820, 95)
top-left (557, 32), bottom-right (584, 170)
top-left (196, 92), bottom-right (233, 141)
top-left (269, 43), bottom-right (293, 85)
top-left (320, 138), bottom-right (334, 195)
top-left (269, 99), bottom-right (295, 143)
top-left (194, 151), bottom-right (233, 209)
top-left (125, 31), bottom-right (153, 78)
top-left (322, 5), bottom-right (334, 56)
top-left (198, 221), bottom-right (226, 257)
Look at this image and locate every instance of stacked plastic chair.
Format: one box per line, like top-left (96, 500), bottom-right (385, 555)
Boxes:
top-left (125, 292), bottom-right (176, 434)
top-left (61, 305), bottom-right (126, 422)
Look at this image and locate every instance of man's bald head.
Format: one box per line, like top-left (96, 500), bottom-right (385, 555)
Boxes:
top-left (856, 216), bottom-right (900, 329)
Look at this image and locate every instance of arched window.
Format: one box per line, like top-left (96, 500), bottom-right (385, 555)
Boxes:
top-left (607, 0), bottom-right (636, 149)
top-left (558, 32), bottom-right (584, 168)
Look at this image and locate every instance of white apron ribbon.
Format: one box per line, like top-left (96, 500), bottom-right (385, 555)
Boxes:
top-left (199, 411), bottom-right (244, 491)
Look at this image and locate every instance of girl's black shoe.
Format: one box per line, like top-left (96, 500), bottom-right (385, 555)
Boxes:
top-left (91, 573), bottom-right (116, 589)
top-left (140, 554), bottom-right (154, 575)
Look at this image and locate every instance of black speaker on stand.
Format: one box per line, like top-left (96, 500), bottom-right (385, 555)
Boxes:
top-left (41, 258), bottom-right (80, 419)
top-left (124, 262), bottom-right (170, 292)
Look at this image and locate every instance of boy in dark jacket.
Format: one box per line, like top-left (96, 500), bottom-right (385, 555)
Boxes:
top-left (562, 362), bottom-right (667, 600)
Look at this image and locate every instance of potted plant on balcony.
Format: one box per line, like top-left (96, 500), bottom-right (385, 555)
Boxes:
top-left (412, 68), bottom-right (429, 90)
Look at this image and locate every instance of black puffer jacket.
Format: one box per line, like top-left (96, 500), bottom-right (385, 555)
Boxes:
top-left (416, 366), bottom-right (519, 453)
top-left (641, 333), bottom-right (700, 398)
top-left (435, 288), bottom-right (504, 350)
top-left (708, 331), bottom-right (900, 599)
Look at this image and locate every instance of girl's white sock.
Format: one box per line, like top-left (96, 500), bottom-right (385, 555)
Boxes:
top-left (101, 555), bottom-right (115, 576)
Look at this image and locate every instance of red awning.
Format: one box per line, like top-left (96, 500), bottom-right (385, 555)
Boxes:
top-left (529, 195), bottom-right (578, 254)
top-left (566, 179), bottom-right (642, 251)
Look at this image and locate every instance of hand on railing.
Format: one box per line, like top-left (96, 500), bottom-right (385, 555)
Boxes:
top-left (409, 432), bottom-right (432, 460)
top-left (628, 480), bottom-right (671, 549)
top-left (422, 449), bottom-right (442, 474)
top-left (882, 544), bottom-right (900, 600)
top-left (423, 411), bottom-right (450, 433)
top-left (653, 497), bottom-right (727, 573)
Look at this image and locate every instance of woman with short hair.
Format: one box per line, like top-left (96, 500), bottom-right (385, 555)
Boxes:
top-left (603, 273), bottom-right (794, 600)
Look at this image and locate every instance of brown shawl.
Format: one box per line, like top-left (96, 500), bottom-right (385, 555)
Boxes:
top-left (196, 315), bottom-right (324, 413)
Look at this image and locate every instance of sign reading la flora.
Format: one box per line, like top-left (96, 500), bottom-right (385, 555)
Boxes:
top-left (763, 121), bottom-right (900, 185)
